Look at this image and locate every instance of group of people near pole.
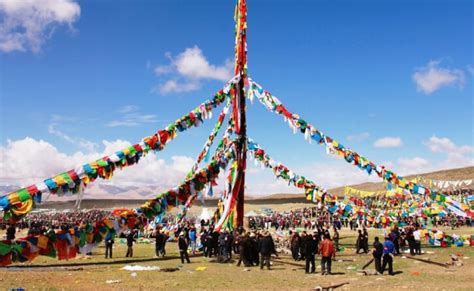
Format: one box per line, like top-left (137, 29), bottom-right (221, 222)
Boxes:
top-left (290, 229), bottom-right (336, 274)
top-left (157, 224), bottom-right (280, 269)
top-left (149, 223), bottom-right (340, 274)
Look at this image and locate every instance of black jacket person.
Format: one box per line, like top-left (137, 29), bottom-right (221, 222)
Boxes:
top-left (304, 234), bottom-right (317, 273)
top-left (258, 231), bottom-right (277, 270)
top-left (178, 233), bottom-right (191, 263)
top-left (372, 236), bottom-right (383, 273)
top-left (125, 231), bottom-right (136, 258)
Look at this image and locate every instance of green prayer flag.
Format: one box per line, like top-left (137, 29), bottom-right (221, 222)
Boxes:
top-left (17, 188), bottom-right (31, 202)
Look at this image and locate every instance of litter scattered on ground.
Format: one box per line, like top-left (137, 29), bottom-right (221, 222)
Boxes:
top-left (448, 254), bottom-right (464, 266)
top-left (244, 268), bottom-right (251, 272)
top-left (411, 271), bottom-right (421, 276)
top-left (105, 280), bottom-right (121, 284)
top-left (337, 259), bottom-right (356, 262)
top-left (314, 281), bottom-right (349, 290)
top-left (401, 256), bottom-right (407, 259)
top-left (357, 270), bottom-right (379, 276)
top-left (195, 266), bottom-right (207, 271)
top-left (347, 266), bottom-right (356, 270)
top-left (122, 265), bottom-right (161, 271)
top-left (131, 272), bottom-right (137, 277)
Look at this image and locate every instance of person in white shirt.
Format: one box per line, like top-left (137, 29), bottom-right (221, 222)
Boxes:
top-left (413, 228), bottom-right (422, 255)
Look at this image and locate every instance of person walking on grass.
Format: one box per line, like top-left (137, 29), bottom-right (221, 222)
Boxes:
top-left (218, 231), bottom-right (229, 262)
top-left (178, 233), bottom-right (191, 264)
top-left (372, 236), bottom-right (383, 273)
top-left (390, 226), bottom-right (401, 255)
top-left (356, 229), bottom-right (364, 254)
top-left (381, 236), bottom-right (395, 275)
top-left (155, 229), bottom-right (166, 257)
top-left (413, 227), bottom-right (422, 255)
top-left (319, 233), bottom-right (336, 275)
top-left (290, 231), bottom-right (301, 261)
top-left (406, 226), bottom-right (416, 256)
top-left (237, 232), bottom-right (251, 267)
top-left (362, 227), bottom-right (369, 253)
top-left (304, 234), bottom-right (317, 273)
top-left (258, 230), bottom-right (278, 270)
top-left (105, 232), bottom-right (114, 259)
top-left (299, 231), bottom-right (307, 261)
top-left (125, 230), bottom-right (136, 258)
top-left (189, 227), bottom-right (197, 255)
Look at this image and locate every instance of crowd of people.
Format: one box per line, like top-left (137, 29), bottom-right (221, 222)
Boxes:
top-left (248, 206), bottom-right (472, 233)
top-left (0, 209), bottom-right (110, 231)
top-left (1, 185), bottom-right (472, 274)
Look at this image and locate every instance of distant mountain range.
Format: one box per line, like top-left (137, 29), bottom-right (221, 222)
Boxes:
top-left (1, 166), bottom-right (473, 202)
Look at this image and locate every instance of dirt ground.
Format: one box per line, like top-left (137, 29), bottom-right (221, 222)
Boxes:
top-left (1, 226), bottom-right (473, 290)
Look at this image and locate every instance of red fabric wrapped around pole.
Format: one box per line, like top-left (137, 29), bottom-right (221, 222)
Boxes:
top-left (234, 0), bottom-right (248, 227)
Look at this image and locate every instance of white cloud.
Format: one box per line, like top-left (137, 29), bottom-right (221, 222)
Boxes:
top-left (412, 60), bottom-right (465, 95)
top-left (425, 135), bottom-right (474, 168)
top-left (397, 157), bottom-right (431, 174)
top-left (0, 137), bottom-right (194, 192)
top-left (106, 105), bottom-right (161, 127)
top-left (373, 137), bottom-right (403, 148)
top-left (154, 46), bottom-right (233, 94)
top-left (467, 65), bottom-right (474, 76)
top-left (347, 132), bottom-right (370, 142)
top-left (118, 105), bottom-right (139, 114)
top-left (393, 136), bottom-right (474, 175)
top-left (48, 123), bottom-right (98, 152)
top-left (154, 79), bottom-right (201, 95)
top-left (0, 0), bottom-right (80, 53)
top-left (244, 159), bottom-right (382, 196)
top-left (0, 137), bottom-right (89, 185)
top-left (301, 163), bottom-right (380, 190)
top-left (425, 135), bottom-right (472, 155)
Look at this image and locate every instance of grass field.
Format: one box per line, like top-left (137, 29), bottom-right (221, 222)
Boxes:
top-left (1, 227), bottom-right (473, 290)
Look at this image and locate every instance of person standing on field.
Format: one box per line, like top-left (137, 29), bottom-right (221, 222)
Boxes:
top-left (381, 236), bottom-right (395, 275)
top-left (319, 233), bottom-right (336, 275)
top-left (372, 236), bottom-right (383, 273)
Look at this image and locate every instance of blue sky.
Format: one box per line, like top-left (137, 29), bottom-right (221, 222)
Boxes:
top-left (0, 0), bottom-right (473, 196)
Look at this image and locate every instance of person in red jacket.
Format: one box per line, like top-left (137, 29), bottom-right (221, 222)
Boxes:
top-left (319, 233), bottom-right (336, 275)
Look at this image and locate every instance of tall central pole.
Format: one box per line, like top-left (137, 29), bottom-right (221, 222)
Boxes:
top-left (234, 0), bottom-right (247, 227)
top-left (235, 72), bottom-right (246, 227)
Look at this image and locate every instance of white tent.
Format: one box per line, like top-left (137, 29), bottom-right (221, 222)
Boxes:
top-left (199, 208), bottom-right (212, 221)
